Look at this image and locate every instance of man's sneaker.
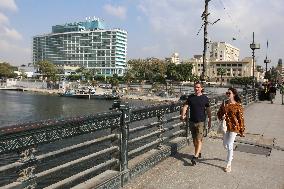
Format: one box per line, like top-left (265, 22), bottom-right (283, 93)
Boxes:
top-left (191, 156), bottom-right (197, 166)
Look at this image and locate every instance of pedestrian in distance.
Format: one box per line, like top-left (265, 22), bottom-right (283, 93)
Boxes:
top-left (180, 81), bottom-right (211, 166)
top-left (269, 84), bottom-right (277, 104)
top-left (217, 87), bottom-right (245, 173)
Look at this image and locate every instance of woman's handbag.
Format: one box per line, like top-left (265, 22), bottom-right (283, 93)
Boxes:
top-left (217, 118), bottom-right (227, 134)
top-left (217, 100), bottom-right (227, 134)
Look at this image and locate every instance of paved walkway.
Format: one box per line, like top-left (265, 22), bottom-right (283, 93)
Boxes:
top-left (124, 92), bottom-right (284, 189)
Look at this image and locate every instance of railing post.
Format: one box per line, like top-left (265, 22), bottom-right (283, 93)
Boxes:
top-left (119, 101), bottom-right (130, 186)
top-left (243, 88), bottom-right (248, 105)
top-left (282, 92), bottom-right (284, 105)
top-left (157, 111), bottom-right (165, 149)
top-left (255, 89), bottom-right (259, 102)
top-left (281, 89), bottom-right (284, 105)
top-left (17, 147), bottom-right (38, 188)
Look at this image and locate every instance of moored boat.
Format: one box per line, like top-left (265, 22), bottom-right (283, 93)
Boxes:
top-left (59, 90), bottom-right (119, 100)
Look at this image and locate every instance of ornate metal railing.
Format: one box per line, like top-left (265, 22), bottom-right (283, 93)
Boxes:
top-left (0, 89), bottom-right (256, 189)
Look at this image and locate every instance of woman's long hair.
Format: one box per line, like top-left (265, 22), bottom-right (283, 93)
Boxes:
top-left (228, 87), bottom-right (242, 103)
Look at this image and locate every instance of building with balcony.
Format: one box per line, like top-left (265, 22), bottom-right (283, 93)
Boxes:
top-left (209, 42), bottom-right (240, 61)
top-left (33, 17), bottom-right (127, 76)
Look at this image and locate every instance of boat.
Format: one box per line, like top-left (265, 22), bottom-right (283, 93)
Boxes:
top-left (59, 89), bottom-right (76, 97)
top-left (59, 89), bottom-right (119, 100)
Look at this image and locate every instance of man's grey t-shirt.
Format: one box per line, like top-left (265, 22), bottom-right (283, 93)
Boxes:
top-left (186, 94), bottom-right (210, 123)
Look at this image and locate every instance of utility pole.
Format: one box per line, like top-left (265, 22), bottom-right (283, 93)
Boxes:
top-left (250, 32), bottom-right (260, 88)
top-left (201, 0), bottom-right (210, 82)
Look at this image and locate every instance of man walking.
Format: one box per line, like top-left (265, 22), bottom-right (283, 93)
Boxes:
top-left (180, 81), bottom-right (211, 165)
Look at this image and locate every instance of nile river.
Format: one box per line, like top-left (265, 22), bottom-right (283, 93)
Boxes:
top-left (0, 90), bottom-right (155, 127)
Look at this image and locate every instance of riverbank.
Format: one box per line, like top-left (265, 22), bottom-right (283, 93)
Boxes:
top-left (3, 87), bottom-right (180, 102)
top-left (120, 94), bottom-right (179, 102)
top-left (22, 88), bottom-right (61, 95)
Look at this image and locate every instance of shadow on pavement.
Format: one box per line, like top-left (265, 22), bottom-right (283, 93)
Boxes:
top-left (173, 151), bottom-right (225, 170)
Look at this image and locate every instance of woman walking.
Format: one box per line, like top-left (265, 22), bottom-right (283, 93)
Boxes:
top-left (217, 87), bottom-right (245, 172)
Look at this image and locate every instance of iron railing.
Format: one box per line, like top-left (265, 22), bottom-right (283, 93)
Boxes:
top-left (0, 89), bottom-right (256, 189)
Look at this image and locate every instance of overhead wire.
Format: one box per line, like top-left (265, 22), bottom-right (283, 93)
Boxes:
top-left (196, 24), bottom-right (204, 36)
top-left (215, 0), bottom-right (249, 41)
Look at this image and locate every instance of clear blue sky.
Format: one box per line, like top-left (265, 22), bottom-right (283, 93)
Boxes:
top-left (0, 0), bottom-right (283, 68)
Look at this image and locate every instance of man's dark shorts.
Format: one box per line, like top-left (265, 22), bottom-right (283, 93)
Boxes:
top-left (189, 121), bottom-right (205, 140)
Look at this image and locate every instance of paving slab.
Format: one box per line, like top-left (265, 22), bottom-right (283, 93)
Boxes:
top-left (123, 92), bottom-right (284, 189)
top-left (124, 138), bottom-right (284, 189)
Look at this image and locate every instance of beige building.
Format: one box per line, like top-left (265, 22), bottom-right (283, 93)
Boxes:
top-left (207, 57), bottom-right (254, 83)
top-left (187, 55), bottom-right (203, 75)
top-left (185, 41), bottom-right (266, 84)
top-left (165, 52), bottom-right (180, 64)
top-left (188, 56), bottom-right (253, 83)
top-left (209, 42), bottom-right (240, 61)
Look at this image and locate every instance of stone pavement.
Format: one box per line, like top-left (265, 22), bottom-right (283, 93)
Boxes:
top-left (123, 92), bottom-right (284, 189)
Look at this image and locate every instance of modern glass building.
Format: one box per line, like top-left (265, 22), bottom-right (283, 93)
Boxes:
top-left (33, 17), bottom-right (127, 76)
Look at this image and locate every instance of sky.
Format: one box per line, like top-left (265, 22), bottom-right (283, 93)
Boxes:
top-left (0, 0), bottom-right (283, 69)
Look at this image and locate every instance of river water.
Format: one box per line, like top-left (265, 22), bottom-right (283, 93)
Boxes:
top-left (0, 90), bottom-right (155, 128)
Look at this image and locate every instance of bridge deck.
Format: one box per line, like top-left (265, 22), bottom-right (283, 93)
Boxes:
top-left (123, 92), bottom-right (284, 189)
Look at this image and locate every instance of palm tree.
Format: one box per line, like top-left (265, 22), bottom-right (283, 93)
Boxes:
top-left (217, 67), bottom-right (226, 86)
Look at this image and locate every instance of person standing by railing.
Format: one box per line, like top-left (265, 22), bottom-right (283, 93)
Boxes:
top-left (269, 84), bottom-right (277, 104)
top-left (180, 81), bottom-right (211, 166)
top-left (280, 83), bottom-right (284, 105)
top-left (217, 87), bottom-right (245, 173)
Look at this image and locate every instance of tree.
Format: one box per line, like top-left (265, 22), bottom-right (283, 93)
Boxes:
top-left (36, 60), bottom-right (59, 82)
top-left (76, 67), bottom-right (91, 81)
top-left (230, 76), bottom-right (254, 86)
top-left (166, 63), bottom-right (176, 80)
top-left (217, 67), bottom-right (226, 86)
top-left (0, 62), bottom-right (18, 78)
top-left (190, 74), bottom-right (200, 82)
top-left (66, 74), bottom-right (81, 81)
top-left (269, 67), bottom-right (279, 82)
top-left (176, 63), bottom-right (192, 81)
top-left (256, 65), bottom-right (264, 73)
top-left (124, 69), bottom-right (135, 85)
top-left (166, 63), bottom-right (193, 82)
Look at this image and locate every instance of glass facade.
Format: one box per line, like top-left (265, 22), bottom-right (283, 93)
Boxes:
top-left (33, 18), bottom-right (127, 76)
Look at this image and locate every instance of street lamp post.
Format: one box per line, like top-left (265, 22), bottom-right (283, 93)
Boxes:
top-left (264, 40), bottom-right (271, 75)
top-left (264, 57), bottom-right (271, 74)
top-left (249, 32), bottom-right (260, 88)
